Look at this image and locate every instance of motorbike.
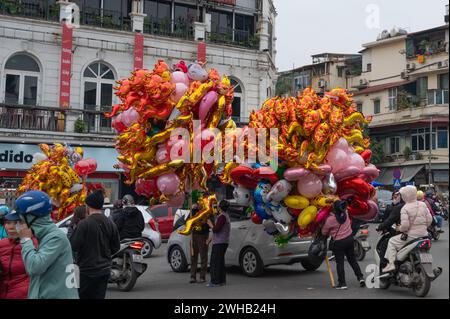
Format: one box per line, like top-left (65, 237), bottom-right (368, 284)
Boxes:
top-left (354, 224), bottom-right (371, 261)
top-left (428, 216), bottom-right (441, 241)
top-left (374, 230), bottom-right (442, 297)
top-left (109, 239), bottom-right (148, 292)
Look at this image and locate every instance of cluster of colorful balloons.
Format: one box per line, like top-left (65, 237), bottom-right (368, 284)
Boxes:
top-left (108, 60), bottom-right (235, 206)
top-left (221, 88), bottom-right (379, 243)
top-left (16, 144), bottom-right (97, 221)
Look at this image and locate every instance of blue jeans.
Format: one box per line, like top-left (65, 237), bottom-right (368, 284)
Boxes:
top-left (435, 215), bottom-right (443, 228)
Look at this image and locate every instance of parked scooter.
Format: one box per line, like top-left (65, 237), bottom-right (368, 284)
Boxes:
top-left (109, 239), bottom-right (148, 292)
top-left (354, 224), bottom-right (371, 261)
top-left (373, 231), bottom-right (442, 297)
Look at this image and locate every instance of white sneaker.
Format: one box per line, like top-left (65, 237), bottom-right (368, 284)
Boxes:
top-left (382, 264), bottom-right (396, 273)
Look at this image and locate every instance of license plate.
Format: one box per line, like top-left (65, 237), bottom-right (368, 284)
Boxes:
top-left (132, 254), bottom-right (144, 263)
top-left (420, 253), bottom-right (433, 263)
top-left (361, 241), bottom-right (370, 248)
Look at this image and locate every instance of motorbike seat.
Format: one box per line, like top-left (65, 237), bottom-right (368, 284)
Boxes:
top-left (121, 238), bottom-right (143, 243)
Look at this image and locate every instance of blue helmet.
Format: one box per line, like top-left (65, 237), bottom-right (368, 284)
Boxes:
top-left (0, 205), bottom-right (10, 217)
top-left (4, 210), bottom-right (21, 222)
top-left (15, 190), bottom-right (52, 217)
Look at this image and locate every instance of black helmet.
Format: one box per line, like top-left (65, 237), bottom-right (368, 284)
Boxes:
top-left (122, 194), bottom-right (135, 206)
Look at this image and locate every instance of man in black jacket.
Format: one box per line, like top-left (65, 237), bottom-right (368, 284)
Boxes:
top-left (113, 195), bottom-right (145, 240)
top-left (376, 191), bottom-right (405, 269)
top-left (70, 190), bottom-right (120, 299)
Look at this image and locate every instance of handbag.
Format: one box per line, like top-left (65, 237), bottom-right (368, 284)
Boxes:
top-left (308, 234), bottom-right (328, 261)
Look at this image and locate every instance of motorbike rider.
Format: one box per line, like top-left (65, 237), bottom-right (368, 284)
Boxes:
top-left (383, 186), bottom-right (433, 273)
top-left (113, 195), bottom-right (145, 240)
top-left (376, 191), bottom-right (405, 269)
top-left (15, 190), bottom-right (79, 299)
top-left (418, 191), bottom-right (444, 233)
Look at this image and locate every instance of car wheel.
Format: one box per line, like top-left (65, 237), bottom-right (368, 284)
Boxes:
top-left (300, 257), bottom-right (323, 271)
top-left (169, 246), bottom-right (188, 273)
top-left (354, 240), bottom-right (366, 261)
top-left (240, 247), bottom-right (264, 277)
top-left (141, 239), bottom-right (154, 258)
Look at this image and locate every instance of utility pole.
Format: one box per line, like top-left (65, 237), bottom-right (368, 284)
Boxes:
top-left (429, 116), bottom-right (433, 185)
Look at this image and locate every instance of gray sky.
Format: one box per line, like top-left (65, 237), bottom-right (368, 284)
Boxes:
top-left (274, 0), bottom-right (448, 71)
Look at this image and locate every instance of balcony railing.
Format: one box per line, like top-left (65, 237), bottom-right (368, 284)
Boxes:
top-left (80, 7), bottom-right (131, 31)
top-left (0, 103), bottom-right (65, 132)
top-left (0, 0), bottom-right (59, 21)
top-left (207, 27), bottom-right (259, 49)
top-left (143, 17), bottom-right (194, 40)
top-left (0, 103), bottom-right (114, 135)
top-left (428, 89), bottom-right (449, 105)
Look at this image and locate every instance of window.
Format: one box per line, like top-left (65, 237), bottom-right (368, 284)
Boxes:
top-left (390, 137), bottom-right (400, 154)
top-left (439, 73), bottom-right (449, 90)
top-left (356, 103), bottom-right (363, 113)
top-left (174, 3), bottom-right (198, 24)
top-left (211, 10), bottom-right (232, 33)
top-left (411, 128), bottom-right (437, 152)
top-left (235, 14), bottom-right (255, 35)
top-left (416, 77), bottom-right (428, 102)
top-left (230, 78), bottom-right (243, 122)
top-left (4, 53), bottom-right (40, 105)
top-left (83, 62), bottom-right (116, 132)
top-left (294, 74), bottom-right (311, 92)
top-left (367, 63), bottom-right (372, 72)
top-left (438, 127), bottom-right (448, 149)
top-left (373, 99), bottom-right (380, 114)
top-left (388, 87), bottom-right (398, 111)
top-left (144, 0), bottom-right (171, 20)
top-left (338, 67), bottom-right (343, 78)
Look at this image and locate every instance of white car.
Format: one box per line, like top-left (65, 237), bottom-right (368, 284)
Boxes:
top-left (167, 206), bottom-right (320, 277)
top-left (57, 205), bottom-right (162, 258)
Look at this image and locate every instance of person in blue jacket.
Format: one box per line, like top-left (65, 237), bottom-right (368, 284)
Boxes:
top-left (15, 190), bottom-right (79, 299)
top-left (0, 205), bottom-right (10, 239)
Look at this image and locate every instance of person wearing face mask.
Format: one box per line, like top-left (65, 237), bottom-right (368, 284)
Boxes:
top-left (0, 210), bottom-right (37, 299)
top-left (375, 191), bottom-right (405, 270)
top-left (15, 190), bottom-right (79, 299)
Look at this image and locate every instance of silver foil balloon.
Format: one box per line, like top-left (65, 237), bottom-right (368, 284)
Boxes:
top-left (322, 173), bottom-right (337, 195)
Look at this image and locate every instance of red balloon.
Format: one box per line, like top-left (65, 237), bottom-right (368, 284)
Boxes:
top-left (346, 195), bottom-right (369, 217)
top-left (288, 208), bottom-right (302, 217)
top-left (337, 177), bottom-right (371, 201)
top-left (360, 150), bottom-right (372, 165)
top-left (230, 166), bottom-right (279, 189)
top-left (135, 178), bottom-right (158, 198)
top-left (251, 211), bottom-right (263, 224)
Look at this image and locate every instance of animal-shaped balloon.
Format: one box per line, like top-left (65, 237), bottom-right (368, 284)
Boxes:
top-left (254, 181), bottom-right (272, 220)
top-left (266, 180), bottom-right (292, 203)
top-left (268, 205), bottom-right (293, 226)
top-left (233, 185), bottom-right (252, 207)
top-left (187, 63), bottom-right (208, 82)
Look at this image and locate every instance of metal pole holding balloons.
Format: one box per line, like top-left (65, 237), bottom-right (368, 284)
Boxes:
top-left (325, 255), bottom-right (335, 288)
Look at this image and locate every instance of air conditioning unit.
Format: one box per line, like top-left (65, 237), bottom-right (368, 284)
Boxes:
top-left (406, 63), bottom-right (416, 71)
top-left (318, 79), bottom-right (326, 88)
top-left (401, 72), bottom-right (408, 79)
top-left (359, 79), bottom-right (369, 86)
top-left (437, 60), bottom-right (449, 69)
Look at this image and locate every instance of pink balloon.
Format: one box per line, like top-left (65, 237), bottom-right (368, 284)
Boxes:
top-left (315, 206), bottom-right (332, 224)
top-left (171, 83), bottom-right (188, 103)
top-left (156, 145), bottom-right (170, 164)
top-left (334, 166), bottom-right (361, 182)
top-left (121, 108), bottom-right (139, 127)
top-left (359, 164), bottom-right (380, 183)
top-left (356, 200), bottom-right (379, 221)
top-left (166, 192), bottom-right (185, 207)
top-left (171, 71), bottom-right (190, 86)
top-left (327, 149), bottom-right (349, 173)
top-left (284, 168), bottom-right (310, 182)
top-left (312, 164), bottom-right (332, 176)
top-left (297, 174), bottom-right (323, 199)
top-left (198, 91), bottom-right (218, 122)
top-left (349, 153), bottom-right (365, 171)
top-left (332, 138), bottom-right (350, 152)
top-left (157, 173), bottom-right (180, 196)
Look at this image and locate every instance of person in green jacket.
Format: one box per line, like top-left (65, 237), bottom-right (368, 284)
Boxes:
top-left (15, 190), bottom-right (79, 299)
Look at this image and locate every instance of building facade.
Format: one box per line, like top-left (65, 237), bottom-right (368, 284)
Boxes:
top-left (0, 0), bottom-right (277, 201)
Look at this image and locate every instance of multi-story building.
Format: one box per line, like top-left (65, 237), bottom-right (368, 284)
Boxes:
top-left (276, 52), bottom-right (362, 97)
top-left (351, 19), bottom-right (449, 191)
top-left (0, 0), bottom-right (277, 201)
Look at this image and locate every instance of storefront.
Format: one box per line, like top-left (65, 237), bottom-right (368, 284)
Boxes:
top-left (0, 142), bottom-right (121, 203)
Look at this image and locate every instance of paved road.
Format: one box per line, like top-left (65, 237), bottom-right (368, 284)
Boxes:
top-left (107, 224), bottom-right (449, 299)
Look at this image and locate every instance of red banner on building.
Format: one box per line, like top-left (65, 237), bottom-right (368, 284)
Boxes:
top-left (211, 0), bottom-right (236, 5)
top-left (59, 23), bottom-right (73, 109)
top-left (197, 42), bottom-right (206, 63)
top-left (134, 33), bottom-right (144, 70)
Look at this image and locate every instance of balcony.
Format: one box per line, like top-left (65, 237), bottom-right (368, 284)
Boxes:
top-left (0, 103), bottom-right (114, 135)
top-left (0, 0), bottom-right (59, 22)
top-left (80, 6), bottom-right (131, 31)
top-left (428, 89), bottom-right (449, 105)
top-left (207, 27), bottom-right (259, 49)
top-left (143, 17), bottom-right (194, 40)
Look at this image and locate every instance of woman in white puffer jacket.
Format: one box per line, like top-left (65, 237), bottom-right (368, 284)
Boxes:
top-left (383, 185), bottom-right (433, 273)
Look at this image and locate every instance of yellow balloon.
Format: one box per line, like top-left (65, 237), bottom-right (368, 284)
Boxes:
top-left (297, 206), bottom-right (318, 228)
top-left (284, 196), bottom-right (310, 210)
top-left (312, 195), bottom-right (339, 208)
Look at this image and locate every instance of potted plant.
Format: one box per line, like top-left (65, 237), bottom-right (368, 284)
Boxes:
top-left (403, 146), bottom-right (412, 161)
top-left (74, 117), bottom-right (86, 133)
